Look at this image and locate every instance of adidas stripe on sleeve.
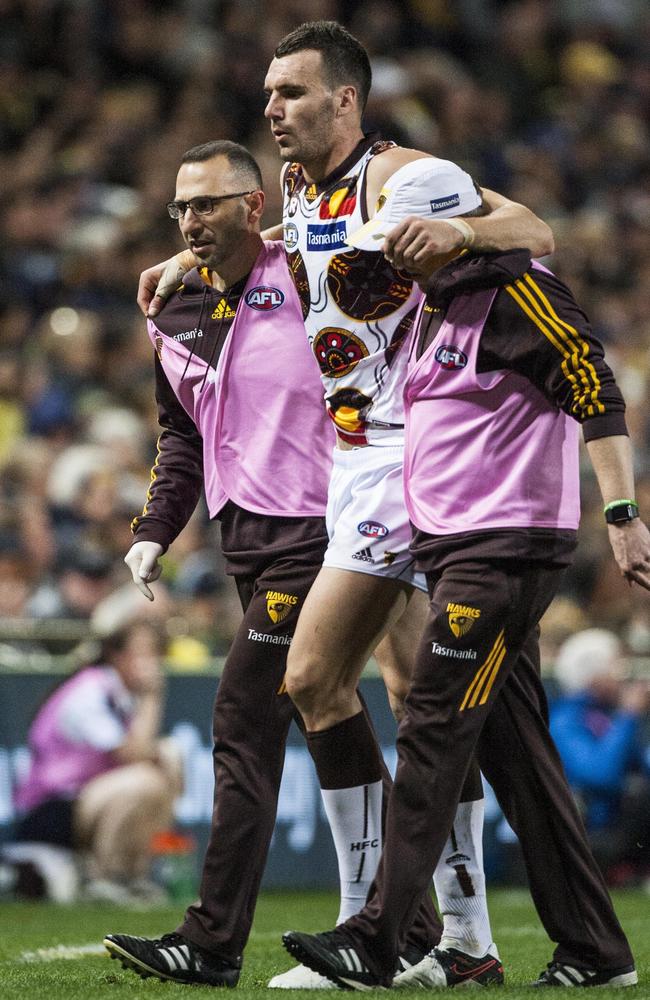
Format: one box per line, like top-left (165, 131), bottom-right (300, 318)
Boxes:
top-left (477, 268), bottom-right (627, 441)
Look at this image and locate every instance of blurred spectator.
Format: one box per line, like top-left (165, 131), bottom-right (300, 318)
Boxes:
top-left (0, 537), bottom-right (33, 620)
top-left (4, 620), bottom-right (182, 903)
top-left (551, 628), bottom-right (650, 886)
top-left (27, 549), bottom-right (116, 620)
top-left (538, 596), bottom-right (589, 678)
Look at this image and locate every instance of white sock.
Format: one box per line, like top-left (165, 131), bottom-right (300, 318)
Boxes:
top-left (320, 781), bottom-right (383, 924)
top-left (433, 799), bottom-right (495, 957)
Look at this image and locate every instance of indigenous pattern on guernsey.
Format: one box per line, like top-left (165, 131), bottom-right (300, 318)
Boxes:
top-left (283, 137), bottom-right (422, 446)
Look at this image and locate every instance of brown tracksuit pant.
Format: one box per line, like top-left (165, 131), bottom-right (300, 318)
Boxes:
top-left (345, 556), bottom-right (633, 979)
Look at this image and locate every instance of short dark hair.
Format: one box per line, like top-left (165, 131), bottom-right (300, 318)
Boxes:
top-left (181, 140), bottom-right (263, 190)
top-left (275, 20), bottom-right (372, 112)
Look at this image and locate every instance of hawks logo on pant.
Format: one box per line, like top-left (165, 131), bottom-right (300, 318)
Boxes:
top-left (447, 602), bottom-right (481, 638)
top-left (266, 591), bottom-right (299, 623)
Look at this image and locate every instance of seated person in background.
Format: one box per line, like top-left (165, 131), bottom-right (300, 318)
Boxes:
top-left (551, 628), bottom-right (650, 886)
top-left (8, 620), bottom-right (182, 903)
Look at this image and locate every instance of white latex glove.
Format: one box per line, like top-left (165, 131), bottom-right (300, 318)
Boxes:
top-left (124, 541), bottom-right (164, 601)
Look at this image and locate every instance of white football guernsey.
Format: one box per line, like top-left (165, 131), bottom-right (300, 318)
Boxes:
top-left (282, 136), bottom-right (422, 447)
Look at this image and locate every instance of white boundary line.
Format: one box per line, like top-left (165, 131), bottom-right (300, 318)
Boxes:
top-left (15, 933), bottom-right (285, 964)
top-left (18, 943), bottom-right (107, 963)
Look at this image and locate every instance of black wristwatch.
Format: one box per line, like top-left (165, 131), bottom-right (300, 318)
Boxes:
top-left (604, 500), bottom-right (639, 525)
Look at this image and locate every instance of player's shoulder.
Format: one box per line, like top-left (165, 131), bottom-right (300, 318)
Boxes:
top-left (365, 148), bottom-right (432, 213)
top-left (366, 147), bottom-right (432, 189)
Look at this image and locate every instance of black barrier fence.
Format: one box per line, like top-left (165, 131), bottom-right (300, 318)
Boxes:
top-left (0, 671), bottom-right (401, 889)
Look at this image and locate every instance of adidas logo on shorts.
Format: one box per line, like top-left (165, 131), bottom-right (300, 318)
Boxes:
top-left (352, 547), bottom-right (373, 563)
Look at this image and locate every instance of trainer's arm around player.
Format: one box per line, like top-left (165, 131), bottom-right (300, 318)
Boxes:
top-left (136, 185), bottom-right (553, 318)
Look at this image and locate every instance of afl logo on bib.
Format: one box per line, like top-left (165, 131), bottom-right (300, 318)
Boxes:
top-left (358, 520), bottom-right (389, 538)
top-left (435, 344), bottom-right (467, 370)
top-left (245, 286), bottom-right (285, 310)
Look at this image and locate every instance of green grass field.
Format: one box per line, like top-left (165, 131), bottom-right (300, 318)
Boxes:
top-left (0, 889), bottom-right (647, 997)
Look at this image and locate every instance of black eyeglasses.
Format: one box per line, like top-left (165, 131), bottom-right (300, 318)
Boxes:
top-left (166, 191), bottom-right (255, 219)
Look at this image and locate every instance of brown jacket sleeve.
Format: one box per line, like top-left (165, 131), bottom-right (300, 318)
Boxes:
top-left (130, 354), bottom-right (204, 551)
top-left (478, 268), bottom-right (627, 441)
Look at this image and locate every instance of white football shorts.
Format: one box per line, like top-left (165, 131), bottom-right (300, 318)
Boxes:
top-left (322, 445), bottom-right (427, 591)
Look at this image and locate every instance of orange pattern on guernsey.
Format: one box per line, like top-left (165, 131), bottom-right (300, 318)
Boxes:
top-left (504, 274), bottom-right (605, 418)
top-left (459, 630), bottom-right (507, 711)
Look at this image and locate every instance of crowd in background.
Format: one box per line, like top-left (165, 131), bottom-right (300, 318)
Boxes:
top-left (1, 0), bottom-right (649, 660)
top-left (0, 0), bottom-right (648, 889)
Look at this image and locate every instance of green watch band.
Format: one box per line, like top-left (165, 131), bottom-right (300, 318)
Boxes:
top-left (604, 499), bottom-right (639, 524)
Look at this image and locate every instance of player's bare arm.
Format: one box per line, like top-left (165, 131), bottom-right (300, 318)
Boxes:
top-left (470, 187), bottom-right (554, 255)
top-left (586, 434), bottom-right (650, 590)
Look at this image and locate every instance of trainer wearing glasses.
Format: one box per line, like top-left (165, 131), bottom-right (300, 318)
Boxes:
top-left (105, 139), bottom-right (448, 989)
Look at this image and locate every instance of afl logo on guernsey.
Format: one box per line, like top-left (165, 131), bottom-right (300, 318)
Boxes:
top-left (284, 222), bottom-right (299, 251)
top-left (245, 286), bottom-right (285, 310)
top-left (435, 344), bottom-right (467, 370)
top-left (358, 520), bottom-right (389, 538)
